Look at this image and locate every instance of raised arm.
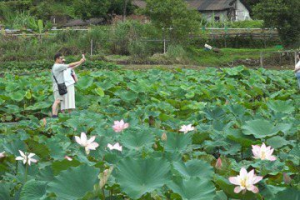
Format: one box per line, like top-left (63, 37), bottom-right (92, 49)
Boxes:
top-left (68, 58), bottom-right (85, 68)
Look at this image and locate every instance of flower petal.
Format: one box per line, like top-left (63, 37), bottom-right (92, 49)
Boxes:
top-left (87, 136), bottom-right (96, 144)
top-left (234, 186), bottom-right (243, 193)
top-left (28, 153), bottom-right (36, 158)
top-left (240, 167), bottom-right (247, 177)
top-left (107, 143), bottom-right (113, 150)
top-left (81, 132), bottom-right (87, 144)
top-left (269, 155), bottom-right (276, 161)
top-left (75, 136), bottom-right (82, 145)
top-left (252, 175), bottom-right (263, 184)
top-left (15, 156), bottom-right (24, 161)
top-left (19, 150), bottom-right (25, 157)
top-left (249, 185), bottom-right (259, 193)
top-left (87, 142), bottom-right (99, 150)
top-left (30, 158), bottom-right (38, 163)
top-left (229, 177), bottom-right (240, 185)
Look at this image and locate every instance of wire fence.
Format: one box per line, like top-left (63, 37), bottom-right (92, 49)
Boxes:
top-left (1, 27), bottom-right (297, 68)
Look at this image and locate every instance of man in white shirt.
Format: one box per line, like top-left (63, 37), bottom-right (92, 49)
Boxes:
top-left (295, 53), bottom-right (300, 89)
top-left (52, 53), bottom-right (85, 117)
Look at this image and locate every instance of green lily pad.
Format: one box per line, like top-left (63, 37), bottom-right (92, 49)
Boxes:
top-left (167, 176), bottom-right (216, 200)
top-left (10, 91), bottom-right (25, 102)
top-left (120, 129), bottom-right (155, 151)
top-left (173, 159), bottom-right (213, 179)
top-left (242, 120), bottom-right (280, 138)
top-left (267, 100), bottom-right (295, 114)
top-left (20, 180), bottom-right (47, 200)
top-left (94, 87), bottom-right (104, 97)
top-left (164, 133), bottom-right (192, 152)
top-left (266, 136), bottom-right (289, 149)
top-left (271, 188), bottom-right (300, 200)
top-left (114, 157), bottom-right (171, 199)
top-left (47, 164), bottom-right (100, 200)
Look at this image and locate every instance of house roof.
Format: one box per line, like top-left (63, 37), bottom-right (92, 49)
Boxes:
top-left (132, 0), bottom-right (250, 12)
top-left (132, 0), bottom-right (146, 9)
top-left (186, 0), bottom-right (250, 11)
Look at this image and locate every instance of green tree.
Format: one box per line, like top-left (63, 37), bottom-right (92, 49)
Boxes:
top-left (254, 0), bottom-right (300, 47)
top-left (145, 0), bottom-right (200, 42)
top-left (73, 0), bottom-right (110, 20)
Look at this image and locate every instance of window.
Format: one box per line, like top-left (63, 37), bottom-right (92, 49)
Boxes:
top-left (214, 16), bottom-right (220, 21)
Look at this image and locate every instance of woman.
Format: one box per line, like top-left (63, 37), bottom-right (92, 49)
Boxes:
top-left (61, 58), bottom-right (78, 113)
top-left (295, 53), bottom-right (300, 89)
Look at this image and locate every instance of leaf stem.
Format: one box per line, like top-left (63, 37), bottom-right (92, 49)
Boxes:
top-left (24, 163), bottom-right (28, 183)
top-left (102, 188), bottom-right (105, 200)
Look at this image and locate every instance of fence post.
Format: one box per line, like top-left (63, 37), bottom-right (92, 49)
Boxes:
top-left (90, 39), bottom-right (93, 56)
top-left (263, 29), bottom-right (266, 48)
top-left (164, 38), bottom-right (166, 54)
top-left (260, 51), bottom-right (264, 68)
top-left (224, 26), bottom-right (227, 48)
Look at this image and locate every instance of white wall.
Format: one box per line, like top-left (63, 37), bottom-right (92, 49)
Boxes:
top-left (201, 11), bottom-right (229, 22)
top-left (200, 0), bottom-right (251, 22)
top-left (235, 0), bottom-right (251, 21)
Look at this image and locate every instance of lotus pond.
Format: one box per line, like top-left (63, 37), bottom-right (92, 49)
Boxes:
top-left (0, 66), bottom-right (299, 200)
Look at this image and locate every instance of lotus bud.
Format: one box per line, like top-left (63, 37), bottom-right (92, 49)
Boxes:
top-left (153, 143), bottom-right (158, 149)
top-left (64, 156), bottom-right (73, 161)
top-left (0, 151), bottom-right (5, 158)
top-left (161, 132), bottom-right (167, 141)
top-left (215, 157), bottom-right (222, 169)
top-left (99, 166), bottom-right (114, 189)
top-left (283, 173), bottom-right (292, 184)
top-left (42, 118), bottom-right (47, 126)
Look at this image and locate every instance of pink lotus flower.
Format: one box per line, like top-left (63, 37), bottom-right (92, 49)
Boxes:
top-left (252, 143), bottom-right (276, 161)
top-left (107, 143), bottom-right (123, 152)
top-left (15, 150), bottom-right (38, 165)
top-left (0, 151), bottom-right (5, 158)
top-left (229, 167), bottom-right (263, 194)
top-left (75, 132), bottom-right (99, 155)
top-left (179, 124), bottom-right (195, 134)
top-left (112, 120), bottom-right (129, 133)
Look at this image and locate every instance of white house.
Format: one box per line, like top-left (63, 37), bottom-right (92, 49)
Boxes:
top-left (186, 0), bottom-right (251, 22)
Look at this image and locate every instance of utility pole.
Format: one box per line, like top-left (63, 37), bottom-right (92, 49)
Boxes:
top-left (123, 0), bottom-right (129, 21)
top-left (162, 27), bottom-right (166, 54)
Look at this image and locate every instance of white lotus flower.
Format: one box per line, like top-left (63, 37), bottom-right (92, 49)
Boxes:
top-left (75, 132), bottom-right (99, 154)
top-left (252, 143), bottom-right (276, 161)
top-left (229, 167), bottom-right (263, 194)
top-left (107, 143), bottom-right (123, 152)
top-left (0, 151), bottom-right (5, 158)
top-left (179, 124), bottom-right (195, 134)
top-left (15, 150), bottom-right (38, 165)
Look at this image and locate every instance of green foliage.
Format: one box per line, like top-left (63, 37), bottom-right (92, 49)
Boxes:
top-left (168, 177), bottom-right (216, 200)
top-left (20, 180), bottom-right (47, 200)
top-left (114, 157), bottom-right (171, 199)
top-left (73, 0), bottom-right (110, 20)
top-left (166, 45), bottom-right (186, 59)
top-left (47, 165), bottom-right (100, 199)
top-left (254, 0), bottom-right (300, 47)
top-left (0, 67), bottom-right (299, 199)
top-left (205, 20), bottom-right (264, 28)
top-left (146, 0), bottom-right (201, 41)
